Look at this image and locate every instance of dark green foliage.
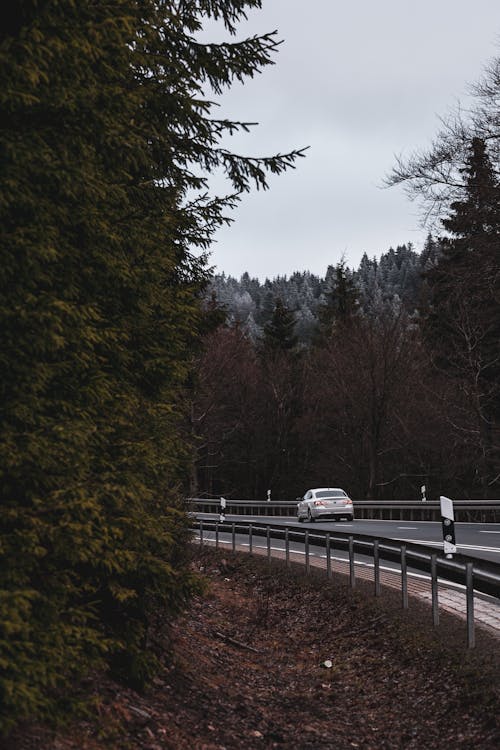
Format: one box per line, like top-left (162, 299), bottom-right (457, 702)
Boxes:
top-left (200, 292), bottom-right (229, 337)
top-left (316, 258), bottom-right (359, 341)
top-left (334, 259), bottom-right (360, 323)
top-left (0, 0), bottom-right (303, 733)
top-left (263, 298), bottom-right (298, 352)
top-left (423, 138), bottom-right (500, 493)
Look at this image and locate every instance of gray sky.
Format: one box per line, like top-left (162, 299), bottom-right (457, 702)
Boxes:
top-left (200, 1), bottom-right (500, 280)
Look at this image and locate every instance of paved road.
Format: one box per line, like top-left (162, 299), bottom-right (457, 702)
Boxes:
top-left (294, 517), bottom-right (500, 565)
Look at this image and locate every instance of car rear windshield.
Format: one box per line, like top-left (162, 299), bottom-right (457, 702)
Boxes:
top-left (316, 490), bottom-right (347, 498)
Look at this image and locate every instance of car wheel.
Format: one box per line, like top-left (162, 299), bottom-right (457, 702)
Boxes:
top-left (347, 515), bottom-right (353, 522)
top-left (307, 508), bottom-right (314, 523)
top-left (297, 514), bottom-right (303, 523)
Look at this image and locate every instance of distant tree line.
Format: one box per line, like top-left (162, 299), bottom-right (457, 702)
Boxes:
top-left (206, 238), bottom-right (440, 344)
top-left (193, 140), bottom-right (499, 502)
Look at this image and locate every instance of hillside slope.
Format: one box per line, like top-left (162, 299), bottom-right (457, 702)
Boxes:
top-left (7, 548), bottom-right (500, 750)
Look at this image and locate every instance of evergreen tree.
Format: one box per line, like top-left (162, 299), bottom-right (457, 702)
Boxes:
top-left (442, 138), bottom-right (500, 239)
top-left (316, 258), bottom-right (359, 340)
top-left (0, 0), bottom-right (303, 731)
top-left (424, 138), bottom-right (500, 494)
top-left (419, 233), bottom-right (441, 272)
top-left (263, 298), bottom-right (298, 351)
top-left (334, 258), bottom-right (360, 323)
top-left (200, 291), bottom-right (228, 336)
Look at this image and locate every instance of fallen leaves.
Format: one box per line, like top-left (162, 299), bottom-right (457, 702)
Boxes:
top-left (7, 547), bottom-right (500, 750)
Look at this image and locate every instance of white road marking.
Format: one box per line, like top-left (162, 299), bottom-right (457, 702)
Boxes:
top-left (479, 530), bottom-right (500, 534)
top-left (393, 538), bottom-right (444, 547)
top-left (402, 538), bottom-right (500, 554)
top-left (397, 526), bottom-right (418, 530)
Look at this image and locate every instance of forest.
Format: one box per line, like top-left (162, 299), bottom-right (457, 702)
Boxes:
top-left (193, 212), bottom-right (499, 501)
top-left (207, 238), bottom-right (435, 344)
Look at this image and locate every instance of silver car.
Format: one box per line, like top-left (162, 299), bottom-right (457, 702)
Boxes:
top-left (297, 487), bottom-right (354, 522)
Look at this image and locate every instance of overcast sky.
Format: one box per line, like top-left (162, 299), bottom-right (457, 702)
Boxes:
top-left (200, 1), bottom-right (500, 280)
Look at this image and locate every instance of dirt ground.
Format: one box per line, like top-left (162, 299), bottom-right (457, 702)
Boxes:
top-left (5, 546), bottom-right (500, 750)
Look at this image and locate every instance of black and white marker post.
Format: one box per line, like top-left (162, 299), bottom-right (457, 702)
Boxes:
top-left (219, 496), bottom-right (226, 523)
top-left (440, 495), bottom-right (456, 559)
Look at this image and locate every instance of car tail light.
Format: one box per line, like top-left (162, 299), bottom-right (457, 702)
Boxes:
top-left (313, 500), bottom-right (325, 506)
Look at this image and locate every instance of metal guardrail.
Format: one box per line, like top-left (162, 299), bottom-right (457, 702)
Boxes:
top-left (189, 498), bottom-right (500, 523)
top-left (192, 518), bottom-right (500, 649)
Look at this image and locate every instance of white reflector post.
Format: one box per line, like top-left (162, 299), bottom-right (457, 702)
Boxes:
top-left (440, 495), bottom-right (457, 557)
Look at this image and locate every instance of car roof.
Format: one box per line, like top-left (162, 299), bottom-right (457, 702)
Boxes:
top-left (309, 487), bottom-right (346, 493)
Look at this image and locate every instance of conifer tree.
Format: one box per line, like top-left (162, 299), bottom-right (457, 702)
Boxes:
top-left (0, 0), bottom-right (304, 731)
top-left (424, 138), bottom-right (500, 494)
top-left (316, 258), bottom-right (359, 341)
top-left (263, 298), bottom-right (298, 352)
top-left (334, 258), bottom-right (360, 324)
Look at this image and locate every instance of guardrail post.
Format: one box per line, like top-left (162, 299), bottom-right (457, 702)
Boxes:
top-left (373, 539), bottom-right (380, 597)
top-left (466, 562), bottom-right (475, 648)
top-left (326, 532), bottom-right (331, 579)
top-left (231, 523), bottom-right (235, 553)
top-left (305, 530), bottom-right (310, 575)
top-left (249, 524), bottom-right (253, 554)
top-left (349, 536), bottom-right (355, 588)
top-left (431, 553), bottom-right (439, 626)
top-left (215, 522), bottom-right (219, 550)
top-left (267, 526), bottom-right (271, 562)
top-left (285, 528), bottom-right (290, 568)
top-left (199, 519), bottom-right (203, 546)
top-left (401, 545), bottom-right (408, 609)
